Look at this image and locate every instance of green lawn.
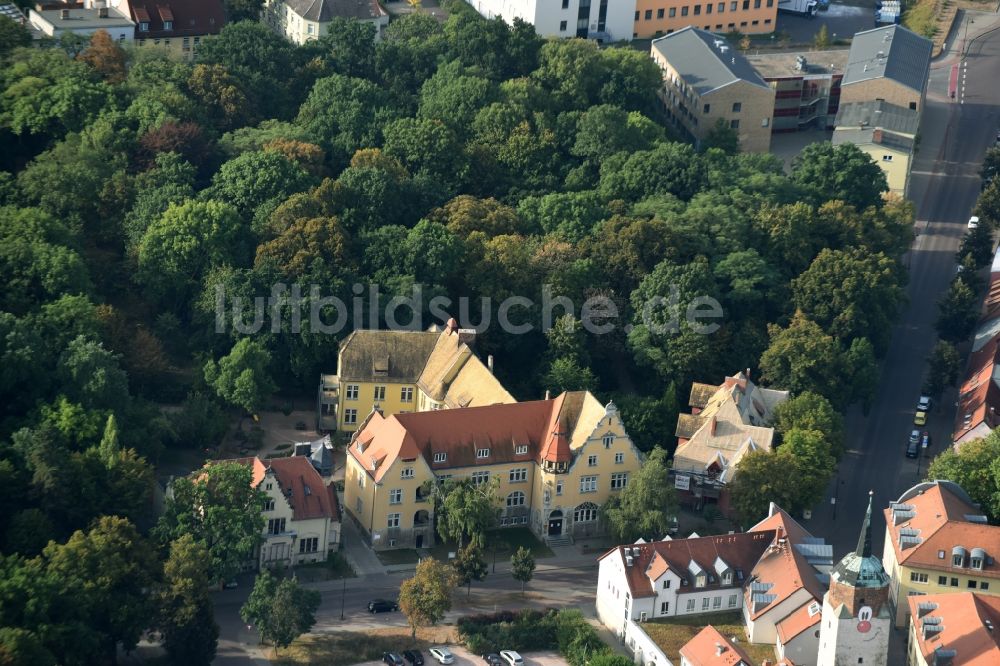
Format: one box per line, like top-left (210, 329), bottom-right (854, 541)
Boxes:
top-left (290, 552), bottom-right (356, 582)
top-left (428, 527), bottom-right (555, 562)
top-left (642, 612), bottom-right (776, 666)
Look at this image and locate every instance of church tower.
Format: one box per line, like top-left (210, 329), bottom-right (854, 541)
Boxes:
top-left (816, 492), bottom-right (891, 666)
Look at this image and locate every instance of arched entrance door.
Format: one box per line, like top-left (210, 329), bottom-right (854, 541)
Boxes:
top-left (548, 510), bottom-right (563, 536)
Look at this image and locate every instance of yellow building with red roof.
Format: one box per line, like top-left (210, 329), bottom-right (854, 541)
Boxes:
top-left (907, 593), bottom-right (1000, 666)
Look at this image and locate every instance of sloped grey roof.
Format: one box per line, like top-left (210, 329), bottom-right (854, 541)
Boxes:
top-left (651, 27), bottom-right (770, 96)
top-left (835, 100), bottom-right (920, 135)
top-left (338, 329), bottom-right (440, 383)
top-left (286, 0), bottom-right (387, 22)
top-left (832, 127), bottom-right (915, 153)
top-left (842, 25), bottom-right (932, 94)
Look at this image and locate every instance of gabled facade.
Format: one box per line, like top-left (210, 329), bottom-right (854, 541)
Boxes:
top-left (318, 319), bottom-right (514, 432)
top-left (344, 392), bottom-right (643, 549)
top-left (882, 481), bottom-right (1000, 628)
top-left (673, 370), bottom-right (788, 515)
top-left (839, 25), bottom-right (931, 114)
top-left (262, 0), bottom-right (388, 45)
top-left (651, 28), bottom-right (776, 153)
top-left (28, 0), bottom-right (134, 42)
top-left (211, 455), bottom-right (341, 569)
top-left (906, 593), bottom-right (1000, 666)
top-left (832, 100), bottom-right (919, 196)
top-left (681, 625), bottom-right (755, 666)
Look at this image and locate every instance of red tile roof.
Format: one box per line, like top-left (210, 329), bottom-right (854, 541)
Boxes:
top-left (953, 339), bottom-right (1000, 444)
top-left (599, 531), bottom-right (775, 599)
top-left (217, 455), bottom-right (339, 522)
top-left (907, 593), bottom-right (1000, 666)
top-left (680, 625), bottom-right (755, 666)
top-left (775, 602), bottom-right (821, 644)
top-left (884, 481), bottom-right (1000, 579)
top-left (349, 394), bottom-right (592, 482)
top-left (125, 0), bottom-right (225, 38)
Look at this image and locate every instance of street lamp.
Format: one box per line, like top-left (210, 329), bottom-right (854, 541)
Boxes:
top-left (340, 576), bottom-right (346, 620)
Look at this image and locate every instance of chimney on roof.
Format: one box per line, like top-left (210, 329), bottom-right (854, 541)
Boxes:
top-left (872, 129), bottom-right (883, 143)
top-left (715, 643), bottom-right (726, 656)
top-left (446, 317), bottom-right (458, 334)
top-left (709, 416), bottom-right (717, 436)
top-left (60, 8), bottom-right (69, 19)
top-left (545, 390), bottom-right (551, 400)
top-left (487, 354), bottom-right (494, 374)
top-left (98, 6), bottom-right (107, 17)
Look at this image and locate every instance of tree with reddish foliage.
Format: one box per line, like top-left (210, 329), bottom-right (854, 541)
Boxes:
top-left (262, 138), bottom-right (326, 177)
top-left (77, 29), bottom-right (126, 84)
top-left (136, 121), bottom-right (213, 171)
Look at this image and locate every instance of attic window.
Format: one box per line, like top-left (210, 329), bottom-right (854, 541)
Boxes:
top-left (477, 448), bottom-right (490, 459)
top-left (515, 444), bottom-right (528, 455)
top-left (603, 434), bottom-right (614, 448)
top-left (696, 574), bottom-right (706, 588)
top-left (139, 21), bottom-right (149, 31)
top-left (433, 452), bottom-right (447, 463)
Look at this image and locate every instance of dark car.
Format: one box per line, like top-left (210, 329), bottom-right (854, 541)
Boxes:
top-left (906, 438), bottom-right (919, 458)
top-left (483, 654), bottom-right (503, 666)
top-left (403, 650), bottom-right (424, 666)
top-left (383, 653), bottom-right (405, 666)
top-left (368, 599), bottom-right (399, 613)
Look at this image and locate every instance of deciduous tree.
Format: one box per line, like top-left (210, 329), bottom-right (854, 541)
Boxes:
top-left (203, 338), bottom-right (277, 415)
top-left (158, 535), bottom-right (219, 666)
top-left (936, 278), bottom-right (980, 343)
top-left (792, 142), bottom-right (887, 211)
top-left (510, 546), bottom-right (535, 594)
top-left (436, 478), bottom-right (499, 548)
top-left (927, 432), bottom-right (1000, 521)
top-left (453, 537), bottom-right (488, 598)
top-left (759, 313), bottom-right (846, 407)
top-left (925, 340), bottom-right (961, 399)
top-left (241, 572), bottom-right (320, 656)
top-left (601, 447), bottom-right (678, 542)
top-left (398, 558), bottom-right (458, 639)
top-left (77, 29), bottom-right (126, 83)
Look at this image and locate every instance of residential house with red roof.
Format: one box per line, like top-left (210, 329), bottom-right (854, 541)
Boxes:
top-left (882, 481), bottom-right (1000, 627)
top-left (681, 626), bottom-right (756, 666)
top-left (110, 0), bottom-right (225, 60)
top-left (344, 391), bottom-right (643, 550)
top-left (953, 246), bottom-right (1000, 447)
top-left (596, 502), bottom-right (832, 666)
top-left (213, 455), bottom-right (341, 569)
top-left (906, 593), bottom-right (1000, 666)
top-left (673, 370), bottom-right (788, 517)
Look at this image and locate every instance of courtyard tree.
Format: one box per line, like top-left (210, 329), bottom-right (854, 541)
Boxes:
top-left (453, 537), bottom-right (489, 598)
top-left (601, 447), bottom-right (678, 543)
top-left (241, 573), bottom-right (320, 656)
top-left (436, 478), bottom-right (499, 548)
top-left (398, 558), bottom-right (458, 639)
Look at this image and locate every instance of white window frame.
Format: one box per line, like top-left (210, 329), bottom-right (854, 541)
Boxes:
top-left (588, 455), bottom-right (598, 467)
top-left (389, 489), bottom-right (403, 505)
top-left (506, 491), bottom-right (525, 507)
top-left (374, 385), bottom-right (386, 401)
top-left (615, 452), bottom-right (624, 464)
top-left (611, 472), bottom-right (628, 490)
top-left (472, 471), bottom-right (489, 485)
top-left (344, 408), bottom-right (357, 424)
top-left (401, 387), bottom-right (414, 402)
top-left (509, 468), bottom-right (527, 483)
top-left (515, 444), bottom-right (529, 455)
top-left (686, 598), bottom-right (696, 612)
top-left (580, 476), bottom-right (597, 493)
top-left (477, 448), bottom-right (490, 459)
top-left (433, 452), bottom-right (447, 463)
top-left (346, 384), bottom-right (359, 400)
top-left (401, 467), bottom-right (414, 479)
top-left (387, 513), bottom-right (400, 528)
top-left (603, 434), bottom-right (614, 448)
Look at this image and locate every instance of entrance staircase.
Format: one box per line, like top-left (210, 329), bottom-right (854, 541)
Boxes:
top-left (546, 534), bottom-right (573, 547)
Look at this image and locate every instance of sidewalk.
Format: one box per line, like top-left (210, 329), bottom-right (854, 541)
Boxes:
top-left (341, 518), bottom-right (389, 576)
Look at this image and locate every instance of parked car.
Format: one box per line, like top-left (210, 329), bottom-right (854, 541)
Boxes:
top-left (483, 654), bottom-right (503, 666)
top-left (969, 216), bottom-right (980, 230)
top-left (921, 432), bottom-right (931, 449)
top-left (403, 650), bottom-right (424, 666)
top-left (368, 599), bottom-right (398, 613)
top-left (384, 653), bottom-right (406, 666)
top-left (914, 410), bottom-right (927, 426)
top-left (500, 651), bottom-right (524, 666)
top-left (917, 395), bottom-right (932, 412)
top-left (906, 430), bottom-right (919, 458)
top-left (429, 648), bottom-right (455, 665)
top-left (222, 580), bottom-right (238, 589)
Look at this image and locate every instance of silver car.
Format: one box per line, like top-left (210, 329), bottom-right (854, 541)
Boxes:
top-left (429, 648), bottom-right (454, 665)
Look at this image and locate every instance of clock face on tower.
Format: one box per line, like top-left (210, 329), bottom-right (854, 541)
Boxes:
top-left (856, 605), bottom-right (873, 633)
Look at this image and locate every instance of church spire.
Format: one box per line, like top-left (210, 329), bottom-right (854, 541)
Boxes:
top-left (855, 490), bottom-right (874, 558)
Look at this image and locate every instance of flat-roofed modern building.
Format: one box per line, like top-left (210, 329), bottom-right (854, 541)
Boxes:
top-left (746, 49), bottom-right (848, 133)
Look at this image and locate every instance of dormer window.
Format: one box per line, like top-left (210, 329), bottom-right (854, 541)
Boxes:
top-left (953, 546), bottom-right (967, 568)
top-left (696, 574), bottom-right (706, 588)
top-left (515, 444), bottom-right (528, 455)
top-left (163, 20), bottom-right (172, 30)
top-left (433, 452), bottom-right (447, 463)
top-left (723, 572), bottom-right (732, 585)
top-left (476, 448), bottom-right (490, 459)
top-left (139, 21), bottom-right (149, 31)
top-left (971, 548), bottom-right (986, 570)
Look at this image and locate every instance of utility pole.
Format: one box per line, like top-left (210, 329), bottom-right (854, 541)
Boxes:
top-left (340, 576), bottom-right (346, 620)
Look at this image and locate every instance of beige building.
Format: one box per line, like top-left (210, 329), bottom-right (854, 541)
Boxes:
top-left (213, 455), bottom-right (341, 570)
top-left (318, 320), bottom-right (514, 432)
top-left (344, 392), bottom-right (644, 550)
top-left (115, 0), bottom-right (225, 60)
top-left (262, 0), bottom-right (388, 45)
top-left (673, 370), bottom-right (788, 516)
top-left (651, 27), bottom-right (776, 153)
top-left (906, 593), bottom-right (1000, 666)
top-left (838, 25), bottom-right (932, 114)
top-left (882, 481), bottom-right (1000, 628)
top-left (833, 99), bottom-right (919, 196)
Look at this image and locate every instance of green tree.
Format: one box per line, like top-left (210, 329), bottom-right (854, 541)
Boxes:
top-left (398, 558), bottom-right (458, 639)
top-left (210, 150), bottom-right (313, 224)
top-left (702, 118), bottom-right (740, 154)
top-left (936, 278), bottom-right (980, 343)
top-left (773, 391), bottom-right (844, 457)
top-left (781, 428), bottom-right (835, 494)
top-left (542, 357), bottom-right (597, 394)
top-left (791, 248), bottom-right (904, 354)
top-left (510, 546), bottom-right (536, 594)
top-left (792, 142), bottom-right (888, 211)
top-left (453, 537), bottom-right (489, 598)
top-left (155, 461), bottom-right (267, 583)
top-left (97, 413), bottom-right (120, 468)
top-left (759, 313), bottom-right (847, 407)
top-left (532, 39), bottom-right (606, 110)
top-left (169, 391), bottom-right (229, 450)
top-left (43, 516), bottom-right (156, 663)
top-left (204, 338), bottom-right (277, 415)
top-left (729, 450), bottom-right (824, 525)
top-left (436, 478), bottom-right (499, 548)
top-left (601, 447), bottom-right (677, 542)
top-left (927, 432), bottom-right (1000, 521)
top-left (0, 15), bottom-right (31, 58)
top-left (158, 535), bottom-right (219, 666)
top-left (925, 341), bottom-right (961, 399)
top-left (418, 62), bottom-right (498, 137)
top-left (297, 74), bottom-right (395, 163)
top-left (223, 0), bottom-right (264, 21)
top-left (599, 142), bottom-right (707, 202)
top-left (241, 573), bottom-right (320, 656)
top-left (57, 336), bottom-right (130, 415)
top-left (959, 220), bottom-right (995, 268)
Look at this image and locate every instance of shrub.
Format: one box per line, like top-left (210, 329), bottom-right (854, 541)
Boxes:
top-left (458, 608), bottom-right (612, 663)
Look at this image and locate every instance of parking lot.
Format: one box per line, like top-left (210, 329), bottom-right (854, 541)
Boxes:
top-left (777, 2), bottom-right (878, 45)
top-left (356, 649), bottom-right (568, 666)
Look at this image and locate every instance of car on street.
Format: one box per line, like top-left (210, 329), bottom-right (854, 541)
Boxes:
top-left (383, 653), bottom-right (405, 666)
top-left (914, 410), bottom-right (927, 426)
top-left (500, 651), bottom-right (524, 666)
top-left (368, 599), bottom-right (399, 613)
top-left (403, 650), bottom-right (424, 666)
top-left (906, 430), bottom-right (920, 458)
top-left (429, 648), bottom-right (454, 665)
top-left (917, 395), bottom-right (932, 412)
top-left (921, 432), bottom-right (931, 449)
top-left (969, 216), bottom-right (980, 230)
top-left (483, 654), bottom-right (503, 666)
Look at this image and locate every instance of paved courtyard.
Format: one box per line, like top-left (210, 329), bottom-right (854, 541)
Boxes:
top-left (769, 127), bottom-right (833, 171)
top-left (777, 2), bottom-right (878, 45)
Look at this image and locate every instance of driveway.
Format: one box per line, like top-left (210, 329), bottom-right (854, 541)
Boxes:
top-left (357, 649), bottom-right (568, 666)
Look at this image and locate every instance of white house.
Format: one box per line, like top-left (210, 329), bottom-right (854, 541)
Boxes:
top-left (28, 0), bottom-right (134, 42)
top-left (462, 0), bottom-right (636, 43)
top-left (228, 455), bottom-right (341, 569)
top-left (596, 503), bottom-right (832, 665)
top-left (262, 0), bottom-right (389, 45)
